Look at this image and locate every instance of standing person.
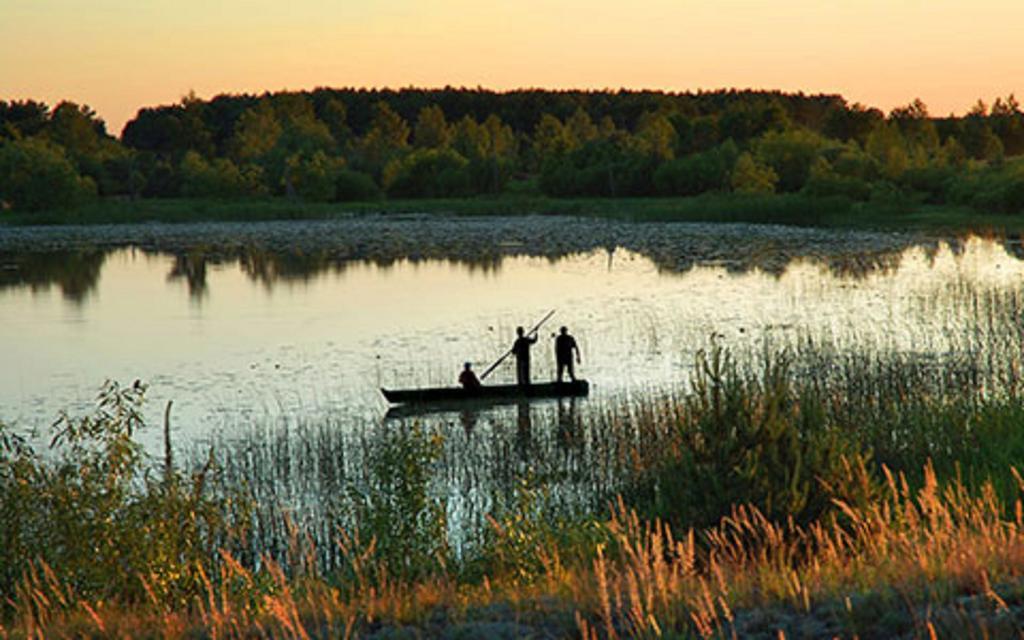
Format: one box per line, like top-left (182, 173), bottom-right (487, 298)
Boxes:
top-left (554, 326), bottom-right (581, 382)
top-left (512, 326), bottom-right (538, 386)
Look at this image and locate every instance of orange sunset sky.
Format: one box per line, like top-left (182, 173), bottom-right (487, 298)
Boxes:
top-left (2, 0), bottom-right (1022, 135)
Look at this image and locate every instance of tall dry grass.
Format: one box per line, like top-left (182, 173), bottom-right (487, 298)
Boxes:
top-left (7, 460), bottom-right (1024, 638)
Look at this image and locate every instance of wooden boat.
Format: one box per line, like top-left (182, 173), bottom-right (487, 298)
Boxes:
top-left (381, 380), bottom-right (589, 405)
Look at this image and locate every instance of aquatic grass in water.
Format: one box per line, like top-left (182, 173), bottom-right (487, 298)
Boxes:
top-left (197, 329), bottom-right (1024, 574)
top-left (7, 331), bottom-right (1024, 637)
top-left (12, 234), bottom-right (1024, 634)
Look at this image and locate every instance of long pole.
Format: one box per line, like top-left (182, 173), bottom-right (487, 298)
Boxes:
top-left (480, 309), bottom-right (556, 381)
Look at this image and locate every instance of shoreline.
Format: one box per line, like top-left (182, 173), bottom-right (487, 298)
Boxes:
top-left (2, 193), bottom-right (1016, 234)
top-left (0, 215), bottom-right (933, 278)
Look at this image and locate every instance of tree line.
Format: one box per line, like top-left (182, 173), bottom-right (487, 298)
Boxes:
top-left (2, 88), bottom-right (1024, 213)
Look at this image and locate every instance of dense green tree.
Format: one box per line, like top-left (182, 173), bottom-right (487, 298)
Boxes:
top-left (46, 102), bottom-right (106, 156)
top-left (802, 156), bottom-right (873, 201)
top-left (334, 169), bottom-right (380, 201)
top-left (177, 92), bottom-right (216, 157)
top-left (540, 135), bottom-right (654, 197)
top-left (822, 102), bottom-right (884, 144)
top-left (865, 122), bottom-right (915, 178)
top-left (357, 102), bottom-right (410, 178)
top-left (451, 116), bottom-right (488, 159)
top-left (566, 108), bottom-right (598, 145)
top-left (889, 99), bottom-right (940, 163)
top-left (731, 152), bottom-right (778, 194)
top-left (319, 98), bottom-right (352, 149)
top-left (179, 151), bottom-right (254, 198)
top-left (670, 114), bottom-right (721, 155)
top-left (940, 136), bottom-right (968, 168)
top-left (230, 96), bottom-right (335, 194)
top-left (232, 101), bottom-right (282, 162)
top-left (830, 146), bottom-right (882, 181)
top-left (472, 115), bottom-right (517, 193)
top-left (633, 112), bottom-right (677, 160)
top-left (653, 142), bottom-right (738, 196)
top-left (7, 86), bottom-right (1021, 212)
top-left (0, 138), bottom-right (96, 211)
top-left (753, 128), bottom-right (831, 192)
top-left (989, 95), bottom-right (1024, 155)
top-left (287, 151), bottom-right (344, 201)
top-left (384, 148), bottom-right (469, 198)
top-left (719, 99), bottom-right (788, 143)
top-left (413, 105), bottom-right (451, 149)
top-left (0, 100), bottom-right (50, 140)
top-left (531, 114), bottom-right (574, 168)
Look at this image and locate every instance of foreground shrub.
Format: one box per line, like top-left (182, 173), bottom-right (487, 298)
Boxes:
top-left (0, 381), bottom-right (250, 608)
top-left (628, 349), bottom-right (873, 529)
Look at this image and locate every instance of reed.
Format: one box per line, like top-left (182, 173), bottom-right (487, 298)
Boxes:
top-left (8, 335), bottom-right (1024, 636)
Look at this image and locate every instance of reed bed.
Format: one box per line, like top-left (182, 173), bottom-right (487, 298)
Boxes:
top-left (5, 463), bottom-right (1024, 638)
top-left (8, 282), bottom-right (1024, 636)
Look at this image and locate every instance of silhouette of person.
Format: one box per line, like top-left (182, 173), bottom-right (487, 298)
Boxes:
top-left (512, 326), bottom-right (537, 386)
top-left (458, 362), bottom-right (481, 389)
top-left (554, 326), bottom-right (581, 382)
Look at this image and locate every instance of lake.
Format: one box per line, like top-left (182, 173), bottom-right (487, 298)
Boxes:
top-left (3, 217), bottom-right (1023, 556)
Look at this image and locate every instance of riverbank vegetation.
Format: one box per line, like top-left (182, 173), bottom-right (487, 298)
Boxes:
top-left (3, 89), bottom-right (1024, 230)
top-left (6, 339), bottom-right (1024, 637)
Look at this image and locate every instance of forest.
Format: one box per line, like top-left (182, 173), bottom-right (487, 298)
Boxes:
top-left (2, 87), bottom-right (1024, 216)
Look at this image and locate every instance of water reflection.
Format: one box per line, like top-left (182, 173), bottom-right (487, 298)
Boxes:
top-left (0, 249), bottom-right (107, 302)
top-left (167, 253), bottom-right (209, 299)
top-left (1, 231), bottom-right (1002, 301)
top-left (6, 231), bottom-right (1024, 455)
top-left (6, 223), bottom-right (1024, 570)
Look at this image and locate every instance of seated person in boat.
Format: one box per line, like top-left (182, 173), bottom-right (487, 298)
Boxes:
top-left (459, 362), bottom-right (482, 389)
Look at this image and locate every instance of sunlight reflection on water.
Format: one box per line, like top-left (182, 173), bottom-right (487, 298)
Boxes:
top-left (2, 234), bottom-right (1024, 455)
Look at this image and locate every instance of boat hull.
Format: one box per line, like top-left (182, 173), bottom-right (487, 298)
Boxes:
top-left (381, 380), bottom-right (589, 405)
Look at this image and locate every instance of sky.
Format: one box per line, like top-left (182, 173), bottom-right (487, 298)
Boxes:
top-left (2, 0), bottom-right (1022, 135)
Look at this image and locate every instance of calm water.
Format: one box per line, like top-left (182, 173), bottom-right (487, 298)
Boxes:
top-left (6, 223), bottom-right (1024, 558)
top-left (3, 231), bottom-right (1024, 450)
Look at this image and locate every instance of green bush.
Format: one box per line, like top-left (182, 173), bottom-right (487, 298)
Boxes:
top-left (540, 139), bottom-right (655, 197)
top-left (949, 161), bottom-right (1024, 214)
top-left (384, 148), bottom-right (470, 198)
top-left (803, 173), bottom-right (873, 201)
top-left (0, 381), bottom-right (250, 606)
top-left (338, 423), bottom-right (448, 582)
top-left (0, 137), bottom-right (96, 211)
top-left (628, 348), bottom-right (873, 530)
top-left (287, 150), bottom-right (344, 202)
top-left (753, 128), bottom-right (832, 192)
top-left (898, 165), bottom-right (956, 204)
top-left (653, 143), bottom-right (737, 196)
top-left (179, 151), bottom-right (254, 198)
top-left (334, 169), bottom-right (380, 201)
top-left (730, 151), bottom-right (778, 194)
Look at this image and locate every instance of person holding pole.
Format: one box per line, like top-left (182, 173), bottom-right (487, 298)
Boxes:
top-left (511, 326), bottom-right (538, 386)
top-left (479, 310), bottom-right (555, 383)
